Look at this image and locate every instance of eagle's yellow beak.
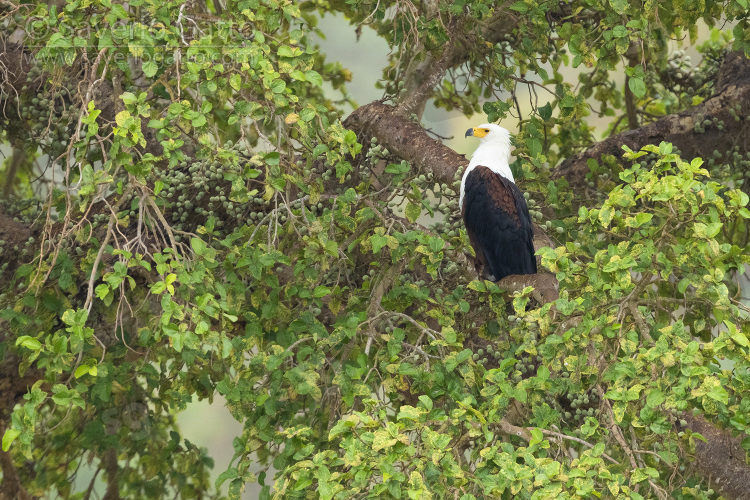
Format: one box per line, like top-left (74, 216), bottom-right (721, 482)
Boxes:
top-left (465, 127), bottom-right (489, 138)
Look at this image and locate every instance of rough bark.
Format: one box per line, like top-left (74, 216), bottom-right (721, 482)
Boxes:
top-left (682, 414), bottom-right (750, 499)
top-left (555, 51), bottom-right (750, 188)
top-left (345, 101), bottom-right (465, 184)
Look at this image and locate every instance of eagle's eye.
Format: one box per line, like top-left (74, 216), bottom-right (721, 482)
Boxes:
top-left (484, 129), bottom-right (489, 133)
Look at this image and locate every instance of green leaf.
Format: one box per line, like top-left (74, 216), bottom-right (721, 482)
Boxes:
top-left (265, 152), bottom-right (280, 166)
top-left (371, 234), bottom-right (388, 254)
top-left (598, 205), bottom-right (614, 226)
top-left (300, 108), bottom-right (315, 122)
top-left (270, 79), bottom-right (286, 93)
top-left (305, 70), bottom-right (323, 87)
top-left (229, 73), bottom-right (241, 91)
top-left (277, 46), bottom-right (294, 57)
top-left (229, 478), bottom-right (244, 498)
top-left (703, 222), bottom-right (722, 238)
top-left (259, 485), bottom-right (271, 500)
top-left (15, 336), bottom-right (42, 351)
top-left (95, 284), bottom-right (110, 300)
top-left (628, 77), bottom-right (646, 98)
top-left (634, 212), bottom-right (653, 227)
top-left (510, 1), bottom-right (529, 12)
top-left (74, 364), bottom-right (93, 378)
top-left (538, 102), bottom-right (553, 121)
top-left (529, 427), bottom-right (543, 446)
top-left (191, 237), bottom-right (207, 256)
top-left (405, 201), bottom-right (421, 223)
top-left (142, 60), bottom-right (158, 77)
top-left (609, 0), bottom-right (628, 13)
top-left (528, 138), bottom-right (542, 157)
top-left (47, 32), bottom-right (72, 49)
top-left (216, 467), bottom-right (239, 487)
top-left (385, 163), bottom-right (409, 174)
top-left (120, 92), bottom-right (138, 106)
top-left (397, 405), bottom-right (422, 421)
top-left (191, 114), bottom-right (207, 128)
top-left (726, 321), bottom-right (749, 347)
top-left (2, 428), bottom-right (20, 452)
top-left (646, 389), bottom-right (665, 407)
top-left (418, 395), bottom-right (433, 411)
top-left (372, 430), bottom-right (398, 451)
top-left (455, 349), bottom-right (472, 364)
top-left (612, 25), bottom-right (628, 38)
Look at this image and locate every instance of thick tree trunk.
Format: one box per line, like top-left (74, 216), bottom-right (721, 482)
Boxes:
top-left (682, 414), bottom-right (750, 499)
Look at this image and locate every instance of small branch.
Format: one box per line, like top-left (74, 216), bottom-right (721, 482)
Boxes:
top-left (623, 75), bottom-right (639, 130)
top-left (395, 22), bottom-right (457, 117)
top-left (596, 385), bottom-right (638, 469)
top-left (401, 342), bottom-right (440, 360)
top-left (286, 336), bottom-right (314, 352)
top-left (537, 428), bottom-right (619, 465)
top-left (492, 418), bottom-right (532, 442)
top-left (83, 186), bottom-right (134, 314)
top-left (83, 467), bottom-right (102, 500)
top-left (628, 302), bottom-right (654, 345)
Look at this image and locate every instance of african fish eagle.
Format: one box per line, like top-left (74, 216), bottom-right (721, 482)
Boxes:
top-left (460, 124), bottom-right (537, 281)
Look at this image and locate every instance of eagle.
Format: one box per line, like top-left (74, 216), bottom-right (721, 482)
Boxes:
top-left (460, 124), bottom-right (537, 281)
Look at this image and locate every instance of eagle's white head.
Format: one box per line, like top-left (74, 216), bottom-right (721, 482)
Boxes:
top-left (460, 123), bottom-right (515, 208)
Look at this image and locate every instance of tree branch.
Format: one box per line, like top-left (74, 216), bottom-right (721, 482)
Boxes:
top-left (554, 51), bottom-right (750, 189)
top-left (393, 5), bottom-right (519, 119)
top-left (345, 101), bottom-right (463, 185)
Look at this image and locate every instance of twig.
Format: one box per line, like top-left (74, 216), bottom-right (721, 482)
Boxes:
top-left (537, 428), bottom-right (619, 465)
top-left (492, 419), bottom-right (532, 442)
top-left (596, 385), bottom-right (638, 469)
top-left (84, 185), bottom-right (134, 314)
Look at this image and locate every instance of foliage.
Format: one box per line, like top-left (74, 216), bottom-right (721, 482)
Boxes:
top-left (268, 145), bottom-right (750, 499)
top-left (0, 0), bottom-right (749, 499)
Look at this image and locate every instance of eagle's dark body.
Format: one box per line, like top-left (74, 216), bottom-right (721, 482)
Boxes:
top-left (461, 166), bottom-right (537, 281)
